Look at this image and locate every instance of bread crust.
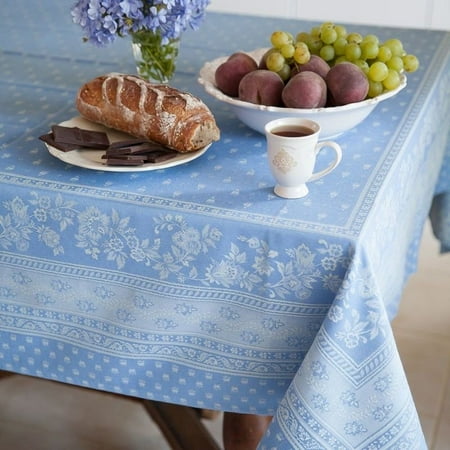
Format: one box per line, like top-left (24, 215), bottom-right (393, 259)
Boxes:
top-left (76, 73), bottom-right (220, 152)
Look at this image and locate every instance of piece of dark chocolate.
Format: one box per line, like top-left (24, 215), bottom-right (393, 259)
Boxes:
top-left (105, 143), bottom-right (166, 156)
top-left (108, 139), bottom-right (152, 149)
top-left (102, 154), bottom-right (147, 161)
top-left (145, 151), bottom-right (179, 163)
top-left (105, 158), bottom-right (147, 166)
top-left (52, 125), bottom-right (109, 149)
top-left (39, 133), bottom-right (80, 152)
top-left (102, 147), bottom-right (179, 166)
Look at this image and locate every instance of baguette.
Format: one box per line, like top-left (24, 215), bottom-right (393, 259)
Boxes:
top-left (76, 73), bottom-right (220, 153)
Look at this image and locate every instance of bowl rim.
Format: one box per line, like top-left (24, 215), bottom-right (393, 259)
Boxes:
top-left (198, 48), bottom-right (407, 115)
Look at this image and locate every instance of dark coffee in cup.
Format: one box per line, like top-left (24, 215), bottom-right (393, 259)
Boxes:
top-left (271, 125), bottom-right (314, 137)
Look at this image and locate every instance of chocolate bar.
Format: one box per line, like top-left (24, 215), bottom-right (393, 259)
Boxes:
top-left (41, 124), bottom-right (181, 167)
top-left (51, 125), bottom-right (110, 149)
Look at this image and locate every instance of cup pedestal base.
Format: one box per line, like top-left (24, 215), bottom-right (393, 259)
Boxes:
top-left (274, 184), bottom-right (309, 199)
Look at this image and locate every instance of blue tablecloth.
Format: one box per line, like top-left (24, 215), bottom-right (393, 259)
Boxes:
top-left (1, 2), bottom-right (449, 448)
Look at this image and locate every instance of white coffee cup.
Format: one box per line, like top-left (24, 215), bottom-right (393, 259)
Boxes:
top-left (265, 118), bottom-right (342, 199)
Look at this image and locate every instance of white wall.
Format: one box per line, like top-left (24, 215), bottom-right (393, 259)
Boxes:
top-left (208, 0), bottom-right (450, 30)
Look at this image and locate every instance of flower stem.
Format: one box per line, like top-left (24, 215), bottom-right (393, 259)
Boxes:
top-left (131, 30), bottom-right (180, 83)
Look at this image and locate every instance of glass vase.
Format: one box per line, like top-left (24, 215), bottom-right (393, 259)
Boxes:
top-left (131, 30), bottom-right (180, 84)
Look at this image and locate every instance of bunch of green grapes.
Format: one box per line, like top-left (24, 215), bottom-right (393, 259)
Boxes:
top-left (264, 30), bottom-right (312, 81)
top-left (266, 23), bottom-right (419, 98)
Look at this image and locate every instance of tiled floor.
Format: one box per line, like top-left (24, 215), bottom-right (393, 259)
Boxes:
top-left (391, 221), bottom-right (450, 450)
top-left (0, 220), bottom-right (448, 449)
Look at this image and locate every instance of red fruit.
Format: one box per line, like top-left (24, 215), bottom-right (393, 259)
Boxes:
top-left (326, 62), bottom-right (369, 105)
top-left (215, 52), bottom-right (258, 97)
top-left (282, 71), bottom-right (327, 108)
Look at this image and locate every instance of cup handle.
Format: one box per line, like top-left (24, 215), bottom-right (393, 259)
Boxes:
top-left (308, 141), bottom-right (342, 182)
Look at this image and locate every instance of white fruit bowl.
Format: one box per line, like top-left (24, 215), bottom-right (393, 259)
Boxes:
top-left (198, 48), bottom-right (407, 140)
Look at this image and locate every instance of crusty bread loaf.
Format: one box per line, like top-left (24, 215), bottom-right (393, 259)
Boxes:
top-left (76, 73), bottom-right (220, 153)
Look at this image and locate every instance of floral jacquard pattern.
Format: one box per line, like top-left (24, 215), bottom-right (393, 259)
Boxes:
top-left (0, 193), bottom-right (349, 302)
top-left (1, 193), bottom-right (77, 255)
top-left (326, 255), bottom-right (389, 356)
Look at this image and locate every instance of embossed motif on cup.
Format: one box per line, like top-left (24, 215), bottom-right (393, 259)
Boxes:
top-left (272, 146), bottom-right (298, 174)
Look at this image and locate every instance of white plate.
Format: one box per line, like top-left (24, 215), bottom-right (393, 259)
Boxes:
top-left (45, 116), bottom-right (211, 172)
top-left (198, 49), bottom-right (407, 139)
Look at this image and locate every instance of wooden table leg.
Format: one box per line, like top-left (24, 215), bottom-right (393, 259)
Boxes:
top-left (141, 400), bottom-right (221, 450)
top-left (222, 412), bottom-right (272, 450)
top-left (0, 370), bottom-right (13, 379)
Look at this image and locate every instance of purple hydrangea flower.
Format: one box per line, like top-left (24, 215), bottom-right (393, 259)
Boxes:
top-left (71, 0), bottom-right (211, 46)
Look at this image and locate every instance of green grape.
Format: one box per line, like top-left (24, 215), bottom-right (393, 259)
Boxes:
top-left (266, 50), bottom-right (286, 72)
top-left (386, 55), bottom-right (404, 72)
top-left (305, 35), bottom-right (323, 55)
top-left (334, 24), bottom-right (347, 38)
top-left (362, 34), bottom-right (379, 45)
top-left (321, 27), bottom-right (338, 44)
top-left (320, 21), bottom-right (335, 30)
top-left (310, 26), bottom-right (321, 37)
top-left (360, 40), bottom-right (379, 60)
top-left (368, 61), bottom-right (389, 81)
top-left (277, 63), bottom-right (292, 81)
top-left (296, 31), bottom-right (310, 43)
top-left (347, 32), bottom-right (363, 44)
top-left (345, 42), bottom-right (362, 61)
top-left (377, 45), bottom-right (392, 62)
top-left (281, 43), bottom-right (295, 59)
top-left (368, 80), bottom-right (384, 98)
top-left (271, 31), bottom-right (292, 49)
top-left (286, 32), bottom-right (295, 43)
top-left (333, 37), bottom-right (348, 56)
top-left (383, 38), bottom-right (404, 56)
top-left (293, 42), bottom-right (311, 64)
top-left (354, 59), bottom-right (370, 74)
top-left (320, 44), bottom-right (335, 61)
top-left (383, 69), bottom-right (401, 90)
top-left (403, 54), bottom-right (419, 72)
top-left (334, 55), bottom-right (348, 64)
